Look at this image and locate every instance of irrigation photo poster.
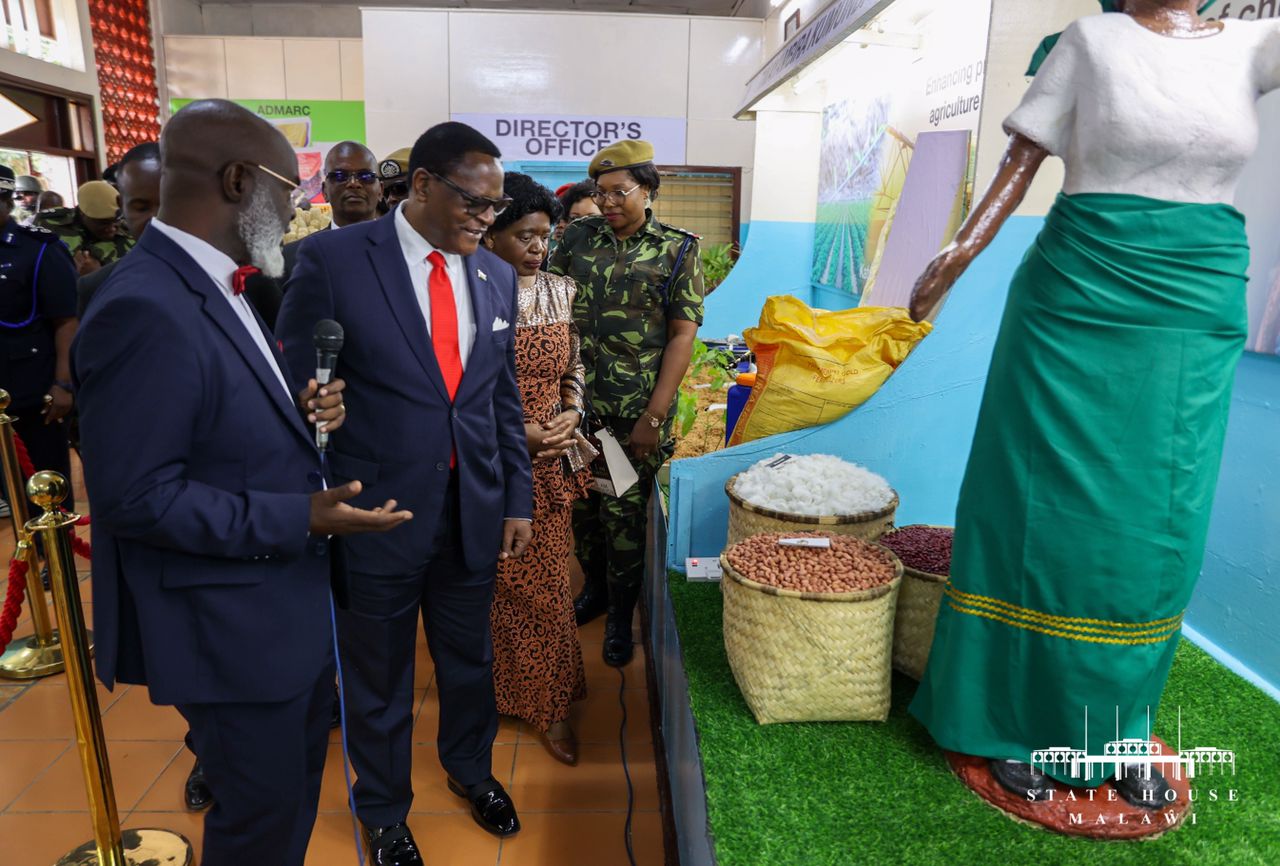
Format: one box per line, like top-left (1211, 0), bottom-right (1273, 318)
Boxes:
top-left (810, 0), bottom-right (991, 302)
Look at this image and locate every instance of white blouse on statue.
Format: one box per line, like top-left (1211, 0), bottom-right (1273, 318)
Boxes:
top-left (1004, 13), bottom-right (1280, 205)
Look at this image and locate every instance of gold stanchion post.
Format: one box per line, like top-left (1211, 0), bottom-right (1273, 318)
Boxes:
top-left (27, 471), bottom-right (192, 866)
top-left (0, 388), bottom-right (67, 679)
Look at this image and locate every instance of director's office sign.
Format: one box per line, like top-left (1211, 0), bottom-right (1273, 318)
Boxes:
top-left (451, 113), bottom-right (686, 162)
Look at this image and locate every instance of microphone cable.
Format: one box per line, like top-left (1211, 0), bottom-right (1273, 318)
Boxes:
top-left (619, 665), bottom-right (638, 866)
top-left (319, 450), bottom-right (367, 866)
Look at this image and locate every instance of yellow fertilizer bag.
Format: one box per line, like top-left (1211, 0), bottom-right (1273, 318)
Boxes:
top-left (728, 296), bottom-right (931, 446)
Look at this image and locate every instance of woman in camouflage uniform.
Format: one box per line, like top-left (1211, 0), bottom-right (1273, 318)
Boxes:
top-left (548, 141), bottom-right (704, 667)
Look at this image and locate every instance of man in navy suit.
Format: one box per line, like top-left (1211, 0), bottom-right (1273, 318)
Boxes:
top-left (73, 100), bottom-right (411, 866)
top-left (277, 122), bottom-right (533, 863)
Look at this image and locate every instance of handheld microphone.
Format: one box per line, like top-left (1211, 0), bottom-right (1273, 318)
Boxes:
top-left (313, 319), bottom-right (345, 451)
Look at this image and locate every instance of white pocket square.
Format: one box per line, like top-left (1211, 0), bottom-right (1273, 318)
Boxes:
top-left (492, 317), bottom-right (510, 331)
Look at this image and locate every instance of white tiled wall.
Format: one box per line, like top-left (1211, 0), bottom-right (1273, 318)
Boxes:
top-left (162, 10), bottom-right (761, 211)
top-left (162, 36), bottom-right (365, 102)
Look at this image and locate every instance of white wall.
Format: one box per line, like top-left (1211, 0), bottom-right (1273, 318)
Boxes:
top-left (362, 8), bottom-right (762, 214)
top-left (764, 0), bottom-right (835, 59)
top-left (162, 35), bottom-right (364, 101)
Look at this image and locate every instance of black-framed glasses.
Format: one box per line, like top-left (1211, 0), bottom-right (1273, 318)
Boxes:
top-left (428, 171), bottom-right (512, 217)
top-left (384, 181), bottom-right (409, 198)
top-left (590, 183), bottom-right (642, 206)
top-left (326, 169), bottom-right (379, 186)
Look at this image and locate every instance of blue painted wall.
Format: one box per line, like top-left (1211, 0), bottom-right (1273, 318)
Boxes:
top-left (701, 220), bottom-right (816, 339)
top-left (669, 215), bottom-right (1280, 696)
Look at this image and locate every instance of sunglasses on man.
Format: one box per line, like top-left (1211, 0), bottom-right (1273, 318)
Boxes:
top-left (325, 169), bottom-right (380, 186)
top-left (428, 171), bottom-right (513, 218)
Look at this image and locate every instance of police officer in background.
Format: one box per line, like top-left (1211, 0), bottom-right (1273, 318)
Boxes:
top-left (0, 166), bottom-right (79, 507)
top-left (376, 147), bottom-right (412, 215)
top-left (547, 141), bottom-right (704, 667)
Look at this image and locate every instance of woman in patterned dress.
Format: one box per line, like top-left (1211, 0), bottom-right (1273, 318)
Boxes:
top-left (483, 173), bottom-right (593, 765)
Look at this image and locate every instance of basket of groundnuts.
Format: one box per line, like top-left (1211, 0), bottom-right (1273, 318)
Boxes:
top-left (725, 454), bottom-right (898, 548)
top-left (720, 531), bottom-right (902, 724)
top-left (879, 525), bottom-right (954, 681)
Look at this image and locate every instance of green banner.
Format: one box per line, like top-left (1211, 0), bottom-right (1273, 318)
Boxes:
top-left (168, 99), bottom-right (365, 147)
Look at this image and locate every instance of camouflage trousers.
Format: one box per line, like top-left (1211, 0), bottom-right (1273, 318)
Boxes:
top-left (573, 416), bottom-right (673, 592)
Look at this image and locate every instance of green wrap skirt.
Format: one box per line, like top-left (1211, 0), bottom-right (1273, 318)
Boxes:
top-left (909, 193), bottom-right (1249, 785)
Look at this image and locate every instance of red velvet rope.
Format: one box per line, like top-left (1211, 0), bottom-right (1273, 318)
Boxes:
top-left (71, 536), bottom-right (92, 562)
top-left (0, 558), bottom-right (30, 654)
top-left (11, 433), bottom-right (36, 481)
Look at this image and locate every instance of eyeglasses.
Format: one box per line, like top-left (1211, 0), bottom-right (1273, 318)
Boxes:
top-left (428, 171), bottom-right (512, 217)
top-left (384, 181), bottom-right (409, 198)
top-left (325, 169), bottom-right (379, 186)
top-left (590, 184), bottom-right (642, 206)
top-left (248, 163), bottom-right (309, 209)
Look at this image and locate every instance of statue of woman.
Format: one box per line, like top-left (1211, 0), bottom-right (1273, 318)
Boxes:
top-left (907, 0), bottom-right (1279, 808)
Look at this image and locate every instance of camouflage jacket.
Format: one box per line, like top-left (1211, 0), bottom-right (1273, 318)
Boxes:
top-left (548, 210), bottom-right (704, 420)
top-left (34, 207), bottom-right (134, 266)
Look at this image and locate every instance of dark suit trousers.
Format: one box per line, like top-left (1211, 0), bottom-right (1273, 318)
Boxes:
top-left (177, 660), bottom-right (335, 866)
top-left (337, 474), bottom-right (498, 828)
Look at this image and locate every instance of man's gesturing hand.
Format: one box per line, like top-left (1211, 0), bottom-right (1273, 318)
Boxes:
top-left (500, 519), bottom-right (533, 560)
top-left (310, 481), bottom-right (412, 535)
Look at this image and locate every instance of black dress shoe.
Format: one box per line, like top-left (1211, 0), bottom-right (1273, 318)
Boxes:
top-left (1113, 765), bottom-right (1173, 810)
top-left (989, 759), bottom-right (1057, 802)
top-left (362, 822), bottom-right (423, 866)
top-left (447, 776), bottom-right (520, 838)
top-left (183, 760), bottom-right (213, 812)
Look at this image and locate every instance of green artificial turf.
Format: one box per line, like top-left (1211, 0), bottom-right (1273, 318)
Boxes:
top-left (666, 575), bottom-right (1280, 866)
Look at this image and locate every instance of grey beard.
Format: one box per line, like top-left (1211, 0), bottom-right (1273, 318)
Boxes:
top-left (236, 187), bottom-right (287, 279)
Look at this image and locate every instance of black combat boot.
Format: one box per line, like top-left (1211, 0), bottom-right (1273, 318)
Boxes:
top-left (573, 558), bottom-right (610, 626)
top-left (603, 583), bottom-right (641, 667)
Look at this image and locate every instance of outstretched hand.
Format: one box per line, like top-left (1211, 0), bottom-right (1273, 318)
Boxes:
top-left (908, 247), bottom-right (967, 322)
top-left (310, 481), bottom-right (412, 536)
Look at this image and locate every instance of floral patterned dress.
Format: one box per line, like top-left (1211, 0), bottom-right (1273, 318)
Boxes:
top-left (492, 271), bottom-right (592, 732)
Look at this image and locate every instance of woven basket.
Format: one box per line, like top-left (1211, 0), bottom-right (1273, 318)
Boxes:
top-left (725, 474), bottom-right (899, 548)
top-left (883, 525), bottom-right (953, 680)
top-left (719, 550), bottom-right (902, 724)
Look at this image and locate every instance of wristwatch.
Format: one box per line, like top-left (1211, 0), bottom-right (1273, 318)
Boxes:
top-left (641, 410), bottom-right (664, 429)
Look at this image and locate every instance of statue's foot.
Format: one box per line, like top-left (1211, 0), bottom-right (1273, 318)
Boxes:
top-left (1113, 765), bottom-right (1172, 811)
top-left (988, 759), bottom-right (1057, 802)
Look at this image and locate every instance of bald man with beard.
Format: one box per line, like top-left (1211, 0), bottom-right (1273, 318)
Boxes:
top-left (72, 99), bottom-right (412, 865)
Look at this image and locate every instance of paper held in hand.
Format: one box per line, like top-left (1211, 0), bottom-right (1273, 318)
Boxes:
top-left (588, 427), bottom-right (639, 497)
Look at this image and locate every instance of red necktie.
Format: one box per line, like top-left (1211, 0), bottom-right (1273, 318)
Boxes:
top-left (232, 265), bottom-right (260, 296)
top-left (427, 251), bottom-right (462, 466)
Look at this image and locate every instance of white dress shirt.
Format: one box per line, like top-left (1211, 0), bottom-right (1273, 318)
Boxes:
top-left (150, 219), bottom-right (294, 400)
top-left (394, 202), bottom-right (476, 368)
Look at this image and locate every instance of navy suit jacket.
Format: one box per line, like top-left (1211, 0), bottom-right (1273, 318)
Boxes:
top-left (72, 228), bottom-right (332, 705)
top-left (277, 212), bottom-right (532, 575)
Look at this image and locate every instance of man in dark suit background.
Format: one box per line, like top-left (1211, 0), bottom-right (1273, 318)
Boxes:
top-left (277, 122), bottom-right (533, 864)
top-left (73, 99), bottom-right (411, 865)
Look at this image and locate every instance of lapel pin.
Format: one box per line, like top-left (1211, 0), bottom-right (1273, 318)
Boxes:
top-left (477, 269), bottom-right (488, 282)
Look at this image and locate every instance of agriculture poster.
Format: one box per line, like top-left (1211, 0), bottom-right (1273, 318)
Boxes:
top-left (168, 100), bottom-right (366, 203)
top-left (810, 0), bottom-right (991, 302)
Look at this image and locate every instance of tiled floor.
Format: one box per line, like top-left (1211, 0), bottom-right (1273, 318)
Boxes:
top-left (0, 461), bottom-right (664, 865)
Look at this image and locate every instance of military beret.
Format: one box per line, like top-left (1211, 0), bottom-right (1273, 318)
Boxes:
top-left (77, 180), bottom-right (119, 219)
top-left (378, 148), bottom-right (411, 181)
top-left (0, 166), bottom-right (14, 195)
top-left (589, 140), bottom-right (655, 180)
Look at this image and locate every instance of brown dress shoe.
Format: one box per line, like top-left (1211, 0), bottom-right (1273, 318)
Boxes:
top-left (539, 724), bottom-right (578, 766)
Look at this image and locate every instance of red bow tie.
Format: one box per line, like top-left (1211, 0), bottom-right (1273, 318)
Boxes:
top-left (232, 265), bottom-right (261, 296)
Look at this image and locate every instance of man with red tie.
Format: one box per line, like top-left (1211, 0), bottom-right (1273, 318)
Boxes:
top-left (277, 122), bottom-right (533, 864)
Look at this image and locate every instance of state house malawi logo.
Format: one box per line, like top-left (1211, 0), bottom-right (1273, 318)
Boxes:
top-left (1029, 708), bottom-right (1238, 819)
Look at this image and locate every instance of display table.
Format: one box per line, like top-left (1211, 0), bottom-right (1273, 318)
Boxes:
top-left (643, 497), bottom-right (1280, 866)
